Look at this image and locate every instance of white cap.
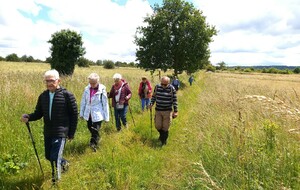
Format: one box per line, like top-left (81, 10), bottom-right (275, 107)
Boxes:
top-left (113, 73), bottom-right (122, 79)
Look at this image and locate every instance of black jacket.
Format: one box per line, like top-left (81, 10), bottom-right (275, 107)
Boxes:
top-left (28, 87), bottom-right (78, 138)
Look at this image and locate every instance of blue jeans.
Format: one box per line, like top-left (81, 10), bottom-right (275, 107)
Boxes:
top-left (114, 104), bottom-right (128, 130)
top-left (141, 98), bottom-right (150, 111)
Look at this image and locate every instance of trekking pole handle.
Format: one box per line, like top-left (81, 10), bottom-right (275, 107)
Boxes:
top-left (21, 114), bottom-right (29, 123)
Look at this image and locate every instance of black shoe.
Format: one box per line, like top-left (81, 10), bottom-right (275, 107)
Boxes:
top-left (52, 177), bottom-right (56, 184)
top-left (160, 138), bottom-right (167, 146)
top-left (89, 143), bottom-right (97, 152)
top-left (160, 131), bottom-right (168, 146)
top-left (61, 160), bottom-right (69, 173)
top-left (158, 130), bottom-right (163, 141)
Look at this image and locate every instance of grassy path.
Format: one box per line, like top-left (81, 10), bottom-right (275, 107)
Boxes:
top-left (48, 71), bottom-right (209, 190)
top-left (1, 63), bottom-right (299, 190)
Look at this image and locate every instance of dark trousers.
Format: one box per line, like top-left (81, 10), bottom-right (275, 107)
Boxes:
top-left (87, 118), bottom-right (102, 145)
top-left (44, 137), bottom-right (66, 180)
top-left (173, 85), bottom-right (179, 91)
top-left (44, 137), bottom-right (66, 162)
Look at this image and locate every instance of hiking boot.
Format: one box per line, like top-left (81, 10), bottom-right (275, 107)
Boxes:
top-left (161, 137), bottom-right (167, 146)
top-left (61, 160), bottom-right (69, 173)
top-left (89, 143), bottom-right (97, 152)
top-left (160, 131), bottom-right (169, 146)
top-left (158, 130), bottom-right (163, 141)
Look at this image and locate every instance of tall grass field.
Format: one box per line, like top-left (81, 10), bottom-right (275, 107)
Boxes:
top-left (0, 62), bottom-right (299, 189)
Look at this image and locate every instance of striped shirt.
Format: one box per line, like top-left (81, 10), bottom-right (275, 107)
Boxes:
top-left (151, 84), bottom-right (178, 112)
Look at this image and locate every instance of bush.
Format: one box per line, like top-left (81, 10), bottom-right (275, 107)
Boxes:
top-left (96, 60), bottom-right (103, 66)
top-left (293, 67), bottom-right (300, 74)
top-left (76, 57), bottom-right (90, 67)
top-left (103, 60), bottom-right (115, 69)
top-left (0, 154), bottom-right (27, 175)
top-left (205, 64), bottom-right (216, 72)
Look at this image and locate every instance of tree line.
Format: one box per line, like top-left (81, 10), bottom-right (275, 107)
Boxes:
top-left (0, 53), bottom-right (43, 63)
top-left (0, 53), bottom-right (136, 68)
top-left (205, 61), bottom-right (300, 74)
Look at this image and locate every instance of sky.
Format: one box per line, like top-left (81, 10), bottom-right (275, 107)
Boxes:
top-left (0, 0), bottom-right (299, 66)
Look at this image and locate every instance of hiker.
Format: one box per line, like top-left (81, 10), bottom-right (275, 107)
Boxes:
top-left (149, 76), bottom-right (178, 146)
top-left (138, 76), bottom-right (152, 112)
top-left (108, 73), bottom-right (132, 131)
top-left (20, 69), bottom-right (78, 181)
top-left (79, 73), bottom-right (109, 151)
top-left (171, 76), bottom-right (180, 91)
top-left (188, 76), bottom-right (194, 86)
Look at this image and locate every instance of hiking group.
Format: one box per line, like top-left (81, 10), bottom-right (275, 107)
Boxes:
top-left (20, 69), bottom-right (179, 182)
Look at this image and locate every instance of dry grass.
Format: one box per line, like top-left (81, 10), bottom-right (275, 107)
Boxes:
top-left (192, 71), bottom-right (299, 189)
top-left (1, 62), bottom-right (299, 189)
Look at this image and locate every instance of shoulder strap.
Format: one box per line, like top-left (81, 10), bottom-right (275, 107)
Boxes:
top-left (100, 89), bottom-right (104, 108)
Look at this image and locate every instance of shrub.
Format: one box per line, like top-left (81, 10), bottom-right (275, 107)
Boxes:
top-left (103, 60), bottom-right (115, 69)
top-left (76, 57), bottom-right (90, 67)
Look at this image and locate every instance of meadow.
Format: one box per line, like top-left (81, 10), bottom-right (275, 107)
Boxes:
top-left (0, 62), bottom-right (299, 190)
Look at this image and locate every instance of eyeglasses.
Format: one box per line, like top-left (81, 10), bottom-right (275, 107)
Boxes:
top-left (44, 79), bottom-right (58, 84)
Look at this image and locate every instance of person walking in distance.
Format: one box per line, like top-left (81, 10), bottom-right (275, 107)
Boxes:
top-left (20, 69), bottom-right (78, 181)
top-left (149, 76), bottom-right (178, 146)
top-left (80, 73), bottom-right (109, 151)
top-left (138, 76), bottom-right (152, 112)
top-left (108, 73), bottom-right (132, 131)
top-left (188, 75), bottom-right (195, 86)
top-left (171, 76), bottom-right (180, 91)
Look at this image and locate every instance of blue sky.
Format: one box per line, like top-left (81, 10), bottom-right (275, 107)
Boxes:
top-left (0, 0), bottom-right (299, 66)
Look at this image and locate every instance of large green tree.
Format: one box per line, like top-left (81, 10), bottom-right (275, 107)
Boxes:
top-left (6, 53), bottom-right (19, 62)
top-left (135, 0), bottom-right (217, 75)
top-left (48, 29), bottom-right (86, 75)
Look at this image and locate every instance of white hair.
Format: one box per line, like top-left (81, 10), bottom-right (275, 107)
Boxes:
top-left (88, 73), bottom-right (100, 82)
top-left (44, 69), bottom-right (59, 79)
top-left (113, 73), bottom-right (122, 79)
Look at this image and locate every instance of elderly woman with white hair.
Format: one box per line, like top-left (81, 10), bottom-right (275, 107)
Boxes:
top-left (80, 73), bottom-right (109, 151)
top-left (108, 73), bottom-right (132, 131)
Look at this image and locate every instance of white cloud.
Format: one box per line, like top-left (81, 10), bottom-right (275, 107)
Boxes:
top-left (193, 0), bottom-right (300, 66)
top-left (0, 0), bottom-right (299, 66)
top-left (0, 0), bottom-right (152, 62)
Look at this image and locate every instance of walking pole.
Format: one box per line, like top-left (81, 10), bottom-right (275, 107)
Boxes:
top-left (25, 122), bottom-right (44, 177)
top-left (150, 108), bottom-right (153, 138)
top-left (128, 105), bottom-right (136, 127)
top-left (109, 99), bottom-right (114, 124)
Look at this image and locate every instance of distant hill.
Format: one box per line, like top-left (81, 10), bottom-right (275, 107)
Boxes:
top-left (229, 65), bottom-right (299, 70)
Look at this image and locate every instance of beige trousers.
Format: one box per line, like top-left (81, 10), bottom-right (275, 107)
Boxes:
top-left (154, 110), bottom-right (172, 131)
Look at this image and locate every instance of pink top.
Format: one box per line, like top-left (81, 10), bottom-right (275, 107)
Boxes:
top-left (89, 86), bottom-right (98, 103)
